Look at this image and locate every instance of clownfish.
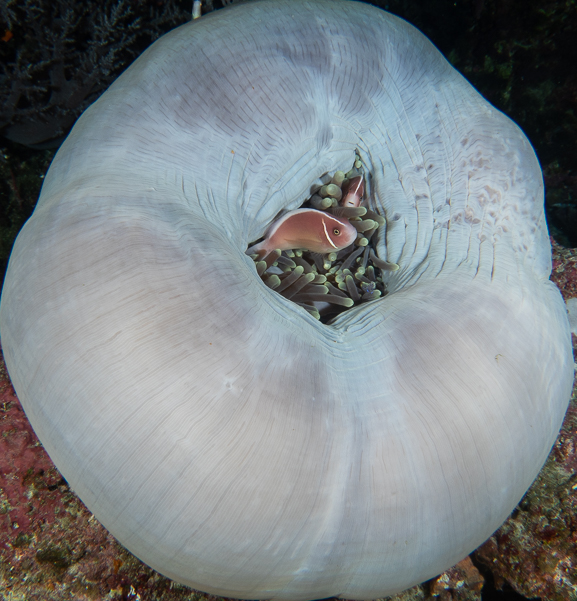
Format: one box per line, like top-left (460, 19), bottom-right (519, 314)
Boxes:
top-left (246, 208), bottom-right (357, 260)
top-left (341, 175), bottom-right (364, 208)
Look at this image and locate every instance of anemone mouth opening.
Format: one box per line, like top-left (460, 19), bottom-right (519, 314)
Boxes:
top-left (247, 156), bottom-right (399, 323)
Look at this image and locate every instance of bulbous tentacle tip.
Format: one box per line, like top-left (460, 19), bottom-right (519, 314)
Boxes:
top-left (369, 249), bottom-right (399, 271)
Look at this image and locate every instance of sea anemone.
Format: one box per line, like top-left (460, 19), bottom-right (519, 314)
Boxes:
top-left (0, 1), bottom-right (572, 600)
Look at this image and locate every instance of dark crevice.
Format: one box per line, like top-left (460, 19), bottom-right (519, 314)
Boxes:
top-left (471, 554), bottom-right (540, 601)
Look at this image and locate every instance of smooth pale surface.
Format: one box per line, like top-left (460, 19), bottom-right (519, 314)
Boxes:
top-left (0, 1), bottom-right (573, 599)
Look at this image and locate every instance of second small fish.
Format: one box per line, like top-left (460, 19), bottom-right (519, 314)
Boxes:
top-left (341, 175), bottom-right (364, 208)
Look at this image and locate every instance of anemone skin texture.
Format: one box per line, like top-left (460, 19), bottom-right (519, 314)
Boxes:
top-left (0, 1), bottom-right (573, 600)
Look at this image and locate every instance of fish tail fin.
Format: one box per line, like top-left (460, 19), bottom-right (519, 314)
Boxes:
top-left (246, 241), bottom-right (268, 261)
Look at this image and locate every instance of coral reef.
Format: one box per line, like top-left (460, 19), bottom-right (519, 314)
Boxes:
top-left (0, 0), bottom-right (191, 147)
top-left (0, 0), bottom-right (247, 148)
top-left (551, 241), bottom-right (577, 300)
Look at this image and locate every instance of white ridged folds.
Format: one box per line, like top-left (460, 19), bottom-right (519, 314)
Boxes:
top-left (0, 1), bottom-right (573, 599)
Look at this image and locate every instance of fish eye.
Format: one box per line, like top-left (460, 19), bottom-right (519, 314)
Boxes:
top-left (333, 228), bottom-right (340, 235)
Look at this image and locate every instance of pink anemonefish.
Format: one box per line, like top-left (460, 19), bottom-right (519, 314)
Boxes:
top-left (341, 175), bottom-right (364, 208)
top-left (246, 209), bottom-right (357, 260)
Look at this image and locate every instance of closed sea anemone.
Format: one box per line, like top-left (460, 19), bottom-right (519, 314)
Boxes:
top-left (0, 1), bottom-right (573, 600)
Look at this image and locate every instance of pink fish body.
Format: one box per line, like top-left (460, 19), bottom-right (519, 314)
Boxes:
top-left (341, 175), bottom-right (364, 207)
top-left (247, 209), bottom-right (357, 260)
